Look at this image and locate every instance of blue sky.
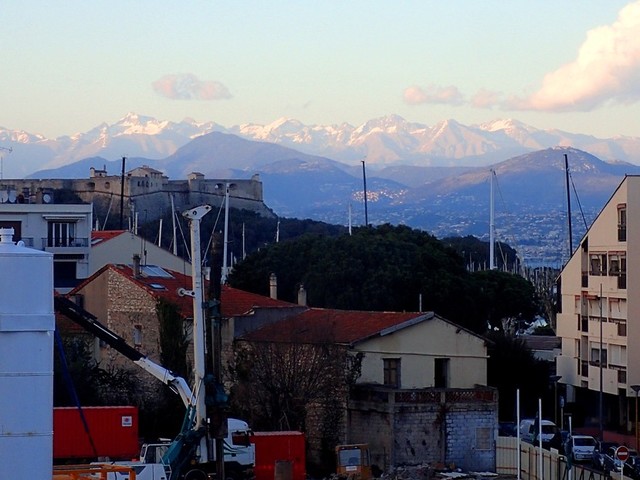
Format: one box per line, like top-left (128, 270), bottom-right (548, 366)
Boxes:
top-left (2, 1), bottom-right (639, 138)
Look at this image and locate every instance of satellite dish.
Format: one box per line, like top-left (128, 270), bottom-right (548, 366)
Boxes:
top-left (0, 191), bottom-right (8, 203)
top-left (7, 190), bottom-right (16, 203)
top-left (43, 193), bottom-right (52, 204)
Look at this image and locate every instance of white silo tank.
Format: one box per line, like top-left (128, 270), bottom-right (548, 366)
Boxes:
top-left (0, 228), bottom-right (54, 479)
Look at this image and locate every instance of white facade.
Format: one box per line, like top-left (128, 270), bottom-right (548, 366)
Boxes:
top-left (0, 229), bottom-right (55, 479)
top-left (556, 175), bottom-right (638, 426)
top-left (0, 203), bottom-right (92, 292)
top-left (357, 315), bottom-right (488, 389)
top-left (89, 230), bottom-right (190, 275)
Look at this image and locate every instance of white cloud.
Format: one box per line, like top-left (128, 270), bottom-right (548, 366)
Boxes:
top-left (509, 1), bottom-right (640, 111)
top-left (403, 84), bottom-right (464, 106)
top-left (471, 89), bottom-right (503, 109)
top-left (152, 73), bottom-right (232, 101)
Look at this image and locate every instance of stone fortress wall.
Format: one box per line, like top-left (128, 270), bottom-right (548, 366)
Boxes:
top-left (0, 166), bottom-right (274, 222)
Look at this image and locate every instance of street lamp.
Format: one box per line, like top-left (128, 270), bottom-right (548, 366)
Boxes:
top-left (631, 385), bottom-right (640, 451)
top-left (550, 375), bottom-right (562, 426)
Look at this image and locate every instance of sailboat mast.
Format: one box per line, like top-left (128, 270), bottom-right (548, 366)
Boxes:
top-left (490, 169), bottom-right (496, 270)
top-left (221, 183), bottom-right (230, 284)
top-left (564, 153), bottom-right (573, 258)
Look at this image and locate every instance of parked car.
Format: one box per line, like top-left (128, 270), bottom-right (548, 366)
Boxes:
top-left (499, 421), bottom-right (517, 437)
top-left (564, 435), bottom-right (597, 463)
top-left (519, 419), bottom-right (562, 450)
top-left (625, 455), bottom-right (640, 480)
top-left (592, 441), bottom-right (619, 470)
top-left (602, 445), bottom-right (626, 473)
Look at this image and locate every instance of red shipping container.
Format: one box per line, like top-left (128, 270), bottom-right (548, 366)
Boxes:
top-left (251, 431), bottom-right (305, 480)
top-left (53, 406), bottom-right (139, 460)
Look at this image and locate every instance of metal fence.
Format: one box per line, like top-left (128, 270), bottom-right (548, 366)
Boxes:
top-left (497, 437), bottom-right (612, 480)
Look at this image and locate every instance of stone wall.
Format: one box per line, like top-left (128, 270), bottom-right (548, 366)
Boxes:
top-left (346, 386), bottom-right (498, 473)
top-left (0, 172), bottom-right (274, 224)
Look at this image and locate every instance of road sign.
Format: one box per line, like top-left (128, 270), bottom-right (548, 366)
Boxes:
top-left (616, 445), bottom-right (630, 462)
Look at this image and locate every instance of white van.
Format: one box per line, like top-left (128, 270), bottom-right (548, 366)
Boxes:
top-left (519, 419), bottom-right (561, 447)
top-left (565, 434), bottom-right (597, 462)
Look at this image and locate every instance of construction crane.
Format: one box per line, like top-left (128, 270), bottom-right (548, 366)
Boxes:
top-left (0, 146), bottom-right (13, 180)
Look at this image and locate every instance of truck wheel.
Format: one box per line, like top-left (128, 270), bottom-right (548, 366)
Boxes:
top-left (184, 468), bottom-right (208, 480)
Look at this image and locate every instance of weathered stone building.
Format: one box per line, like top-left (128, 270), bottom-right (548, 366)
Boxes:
top-left (239, 308), bottom-right (496, 473)
top-left (1, 166), bottom-right (274, 227)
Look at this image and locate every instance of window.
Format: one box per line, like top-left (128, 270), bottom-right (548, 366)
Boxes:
top-left (434, 358), bottom-right (450, 388)
top-left (475, 427), bottom-right (492, 450)
top-left (47, 221), bottom-right (76, 247)
top-left (618, 205), bottom-right (627, 242)
top-left (383, 358), bottom-right (401, 388)
top-left (609, 254), bottom-right (620, 275)
top-left (590, 342), bottom-right (607, 366)
top-left (609, 344), bottom-right (627, 367)
top-left (590, 253), bottom-right (606, 276)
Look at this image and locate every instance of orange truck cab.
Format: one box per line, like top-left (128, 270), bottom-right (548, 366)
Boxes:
top-left (335, 444), bottom-right (372, 480)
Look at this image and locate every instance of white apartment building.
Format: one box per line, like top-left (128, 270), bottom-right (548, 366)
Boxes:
top-left (0, 202), bottom-right (92, 292)
top-left (556, 175), bottom-right (638, 432)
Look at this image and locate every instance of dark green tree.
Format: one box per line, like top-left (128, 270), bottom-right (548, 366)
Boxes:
top-left (486, 331), bottom-right (553, 420)
top-left (471, 270), bottom-right (539, 333)
top-left (229, 224), bottom-right (539, 334)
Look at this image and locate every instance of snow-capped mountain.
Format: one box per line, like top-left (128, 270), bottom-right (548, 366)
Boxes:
top-left (3, 113), bottom-right (640, 178)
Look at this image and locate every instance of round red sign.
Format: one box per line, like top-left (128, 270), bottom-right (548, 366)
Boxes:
top-left (616, 445), bottom-right (630, 462)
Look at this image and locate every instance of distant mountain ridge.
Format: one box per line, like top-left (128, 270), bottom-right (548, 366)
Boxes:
top-left (3, 113), bottom-right (640, 178)
top-left (13, 119), bottom-right (640, 265)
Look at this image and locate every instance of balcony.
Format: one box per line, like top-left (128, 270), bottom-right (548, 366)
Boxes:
top-left (41, 237), bottom-right (89, 252)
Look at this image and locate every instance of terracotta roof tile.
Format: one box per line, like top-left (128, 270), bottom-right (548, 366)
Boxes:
top-left (91, 230), bottom-right (127, 247)
top-left (74, 264), bottom-right (297, 320)
top-left (242, 308), bottom-right (432, 345)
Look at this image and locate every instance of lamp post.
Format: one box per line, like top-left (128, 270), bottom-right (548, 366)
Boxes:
top-left (599, 284), bottom-right (604, 441)
top-left (550, 375), bottom-right (562, 426)
top-left (631, 385), bottom-right (640, 451)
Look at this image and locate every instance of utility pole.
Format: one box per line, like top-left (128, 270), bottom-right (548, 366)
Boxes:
top-left (361, 159), bottom-right (369, 227)
top-left (119, 156), bottom-right (126, 230)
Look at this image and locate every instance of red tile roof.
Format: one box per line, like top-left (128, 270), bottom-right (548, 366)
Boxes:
top-left (221, 285), bottom-right (297, 317)
top-left (241, 308), bottom-right (434, 346)
top-left (91, 230), bottom-right (127, 247)
top-left (71, 263), bottom-right (297, 319)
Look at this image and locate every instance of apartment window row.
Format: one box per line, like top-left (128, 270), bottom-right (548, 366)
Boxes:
top-left (589, 252), bottom-right (626, 277)
top-left (582, 315), bottom-right (627, 337)
top-left (586, 342), bottom-right (627, 368)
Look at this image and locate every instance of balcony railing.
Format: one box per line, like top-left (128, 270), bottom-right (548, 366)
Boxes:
top-left (41, 237), bottom-right (89, 249)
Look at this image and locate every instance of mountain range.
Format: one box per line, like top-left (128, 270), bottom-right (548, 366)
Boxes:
top-left (3, 113), bottom-right (640, 179)
top-left (4, 113), bottom-right (640, 265)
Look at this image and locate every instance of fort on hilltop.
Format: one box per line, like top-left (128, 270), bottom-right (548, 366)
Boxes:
top-left (0, 166), bottom-right (274, 224)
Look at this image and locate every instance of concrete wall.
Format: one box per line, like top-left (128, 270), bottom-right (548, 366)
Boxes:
top-left (347, 387), bottom-right (498, 473)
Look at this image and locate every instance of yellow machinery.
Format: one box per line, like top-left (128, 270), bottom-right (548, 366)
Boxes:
top-left (335, 444), bottom-right (372, 480)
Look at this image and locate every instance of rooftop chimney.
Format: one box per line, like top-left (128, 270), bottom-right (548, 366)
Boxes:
top-left (297, 284), bottom-right (307, 306)
top-left (132, 254), bottom-right (141, 278)
top-left (0, 228), bottom-right (14, 244)
top-left (269, 272), bottom-right (277, 300)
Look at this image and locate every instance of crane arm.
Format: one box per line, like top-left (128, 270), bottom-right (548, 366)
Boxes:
top-left (54, 296), bottom-right (195, 408)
